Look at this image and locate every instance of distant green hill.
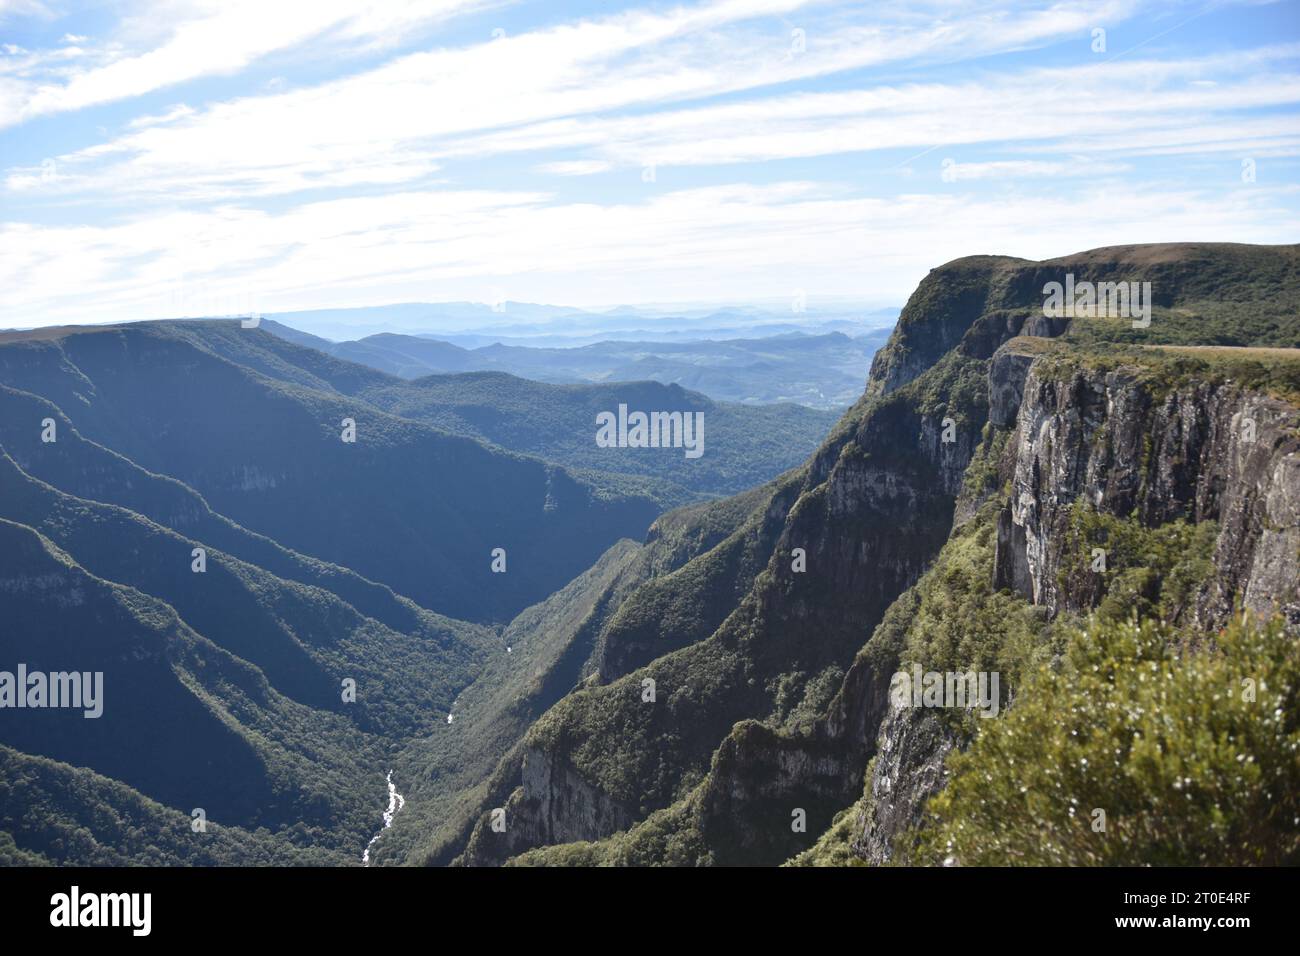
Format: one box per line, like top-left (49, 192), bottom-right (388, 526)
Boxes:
top-left (0, 322), bottom-right (668, 623)
top-left (359, 373), bottom-right (837, 497)
top-left (184, 320), bottom-right (842, 495)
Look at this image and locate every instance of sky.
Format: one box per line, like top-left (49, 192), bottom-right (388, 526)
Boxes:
top-left (1, 0), bottom-right (1298, 329)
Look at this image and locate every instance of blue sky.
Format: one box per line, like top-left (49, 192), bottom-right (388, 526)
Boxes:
top-left (2, 0), bottom-right (1298, 328)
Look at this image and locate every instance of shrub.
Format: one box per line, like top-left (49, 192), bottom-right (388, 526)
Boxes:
top-left (917, 613), bottom-right (1300, 865)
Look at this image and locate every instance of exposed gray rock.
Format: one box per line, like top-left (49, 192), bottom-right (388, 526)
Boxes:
top-left (458, 745), bottom-right (637, 865)
top-left (995, 364), bottom-right (1300, 624)
top-left (988, 343), bottom-right (1037, 428)
top-left (857, 705), bottom-right (955, 865)
top-left (860, 356), bottom-right (1299, 865)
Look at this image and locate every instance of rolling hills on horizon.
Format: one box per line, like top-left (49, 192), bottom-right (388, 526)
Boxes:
top-left (258, 320), bottom-right (891, 410)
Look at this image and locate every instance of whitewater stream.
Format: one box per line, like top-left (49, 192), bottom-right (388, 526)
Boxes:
top-left (362, 770), bottom-right (405, 866)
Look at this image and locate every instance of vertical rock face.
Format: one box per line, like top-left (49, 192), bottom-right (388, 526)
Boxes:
top-left (866, 256), bottom-right (1024, 398)
top-left (987, 343), bottom-right (1038, 429)
top-left (860, 354), bottom-right (1300, 865)
top-left (857, 706), bottom-right (956, 865)
top-left (458, 747), bottom-right (640, 866)
top-left (996, 364), bottom-right (1300, 625)
top-left (519, 745), bottom-right (639, 846)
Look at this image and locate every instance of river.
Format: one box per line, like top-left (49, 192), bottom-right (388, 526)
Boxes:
top-left (362, 770), bottom-right (405, 866)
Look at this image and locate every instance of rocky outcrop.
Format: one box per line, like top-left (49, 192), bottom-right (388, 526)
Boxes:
top-left (856, 705), bottom-right (956, 864)
top-left (866, 256), bottom-right (1022, 398)
top-left (518, 745), bottom-right (638, 843)
top-left (995, 364), bottom-right (1300, 624)
top-left (695, 721), bottom-right (849, 865)
top-left (988, 339), bottom-right (1041, 428)
top-left (684, 660), bottom-right (900, 865)
top-left (458, 746), bottom-right (638, 865)
top-left (858, 353), bottom-right (1300, 865)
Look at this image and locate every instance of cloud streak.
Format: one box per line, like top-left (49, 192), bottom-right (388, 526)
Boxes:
top-left (0, 0), bottom-right (495, 128)
top-left (1, 0), bottom-right (1296, 327)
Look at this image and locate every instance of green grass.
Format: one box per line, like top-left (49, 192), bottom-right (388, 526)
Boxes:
top-left (1037, 337), bottom-right (1300, 405)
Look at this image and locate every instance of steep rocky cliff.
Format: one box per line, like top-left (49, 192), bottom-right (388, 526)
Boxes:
top-left (996, 352), bottom-right (1300, 625)
top-left (855, 340), bottom-right (1300, 865)
top-left (438, 242), bottom-right (1300, 867)
top-left (455, 349), bottom-right (989, 865)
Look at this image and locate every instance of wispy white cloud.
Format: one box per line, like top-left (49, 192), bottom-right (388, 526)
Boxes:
top-left (4, 177), bottom-right (1295, 326)
top-left (0, 0), bottom-right (52, 18)
top-left (448, 45), bottom-right (1300, 169)
top-left (6, 0), bottom-right (1165, 201)
top-left (938, 158), bottom-right (1132, 180)
top-left (2, 0), bottom-right (824, 199)
top-left (538, 159), bottom-right (614, 176)
top-left (0, 0), bottom-right (495, 128)
top-left (2, 0), bottom-right (1296, 327)
top-left (16, 8), bottom-right (1295, 208)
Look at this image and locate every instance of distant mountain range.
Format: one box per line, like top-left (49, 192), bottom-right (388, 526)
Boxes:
top-left (261, 321), bottom-right (891, 409)
top-left (261, 301), bottom-right (899, 344)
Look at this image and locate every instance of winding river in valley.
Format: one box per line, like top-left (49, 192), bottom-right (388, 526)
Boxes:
top-left (362, 770), bottom-right (405, 866)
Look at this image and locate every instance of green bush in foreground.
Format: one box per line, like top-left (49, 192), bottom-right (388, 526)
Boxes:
top-left (917, 613), bottom-right (1300, 865)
